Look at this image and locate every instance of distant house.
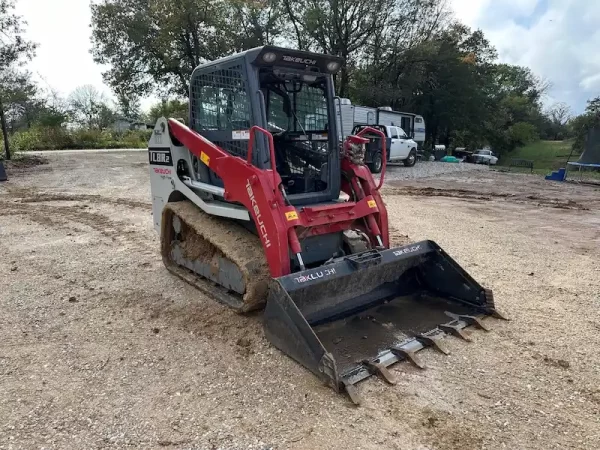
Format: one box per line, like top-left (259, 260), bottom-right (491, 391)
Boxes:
top-left (112, 118), bottom-right (131, 132)
top-left (130, 122), bottom-right (150, 131)
top-left (111, 118), bottom-right (153, 132)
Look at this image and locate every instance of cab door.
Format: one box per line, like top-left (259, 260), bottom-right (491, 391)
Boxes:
top-left (388, 127), bottom-right (403, 160)
top-left (398, 128), bottom-right (412, 158)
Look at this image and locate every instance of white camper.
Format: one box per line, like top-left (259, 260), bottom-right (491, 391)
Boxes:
top-left (336, 99), bottom-right (426, 149)
top-left (336, 98), bottom-right (355, 140)
top-left (353, 105), bottom-right (378, 126)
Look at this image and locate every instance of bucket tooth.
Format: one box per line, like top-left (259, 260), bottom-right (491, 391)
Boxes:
top-left (483, 289), bottom-right (509, 321)
top-left (415, 333), bottom-right (450, 356)
top-left (439, 323), bottom-right (473, 342)
top-left (446, 312), bottom-right (491, 332)
top-left (362, 360), bottom-right (397, 385)
top-left (390, 347), bottom-right (426, 369)
top-left (462, 315), bottom-right (491, 331)
top-left (491, 309), bottom-right (510, 321)
top-left (343, 382), bottom-right (362, 405)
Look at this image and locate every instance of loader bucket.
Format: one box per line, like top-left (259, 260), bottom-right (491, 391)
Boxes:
top-left (263, 240), bottom-right (506, 404)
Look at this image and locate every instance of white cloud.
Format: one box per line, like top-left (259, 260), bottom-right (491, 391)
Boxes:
top-left (580, 73), bottom-right (600, 91)
top-left (451, 0), bottom-right (600, 113)
top-left (450, 0), bottom-right (488, 28)
top-left (14, 0), bottom-right (157, 111)
top-left (15, 1), bottom-right (111, 99)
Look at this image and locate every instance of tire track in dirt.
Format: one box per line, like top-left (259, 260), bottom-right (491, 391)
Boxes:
top-left (0, 187), bottom-right (152, 248)
top-left (122, 290), bottom-right (262, 340)
top-left (17, 193), bottom-right (151, 210)
top-left (383, 186), bottom-right (591, 210)
top-left (1, 201), bottom-right (120, 237)
top-left (0, 201), bottom-right (148, 249)
top-left (388, 226), bottom-right (412, 246)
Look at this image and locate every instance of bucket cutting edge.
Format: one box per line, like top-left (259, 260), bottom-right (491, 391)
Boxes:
top-left (263, 240), bottom-right (506, 403)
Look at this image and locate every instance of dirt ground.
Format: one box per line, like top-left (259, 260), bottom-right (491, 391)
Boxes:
top-left (1, 152), bottom-right (599, 450)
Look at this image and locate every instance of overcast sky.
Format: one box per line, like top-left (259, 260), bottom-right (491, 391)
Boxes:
top-left (14, 0), bottom-right (600, 114)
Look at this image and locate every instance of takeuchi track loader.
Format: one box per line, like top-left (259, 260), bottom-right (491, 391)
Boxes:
top-left (148, 46), bottom-right (507, 404)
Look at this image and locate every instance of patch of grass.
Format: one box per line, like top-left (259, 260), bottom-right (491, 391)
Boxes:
top-left (498, 140), bottom-right (578, 175)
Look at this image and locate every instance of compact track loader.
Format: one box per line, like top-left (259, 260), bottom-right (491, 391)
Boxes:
top-left (148, 46), bottom-right (507, 404)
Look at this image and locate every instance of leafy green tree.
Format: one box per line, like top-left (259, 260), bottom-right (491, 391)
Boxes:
top-left (507, 122), bottom-right (538, 147)
top-left (91, 0), bottom-right (282, 98)
top-left (146, 99), bottom-right (189, 124)
top-left (87, 0), bottom-right (553, 156)
top-left (585, 96), bottom-right (600, 117)
top-left (570, 96), bottom-right (600, 152)
top-left (227, 0), bottom-right (282, 50)
top-left (0, 69), bottom-right (38, 131)
top-left (40, 90), bottom-right (70, 128)
top-left (281, 0), bottom-right (392, 96)
top-left (483, 64), bottom-right (549, 152)
top-left (543, 102), bottom-right (571, 140)
top-left (68, 85), bottom-right (116, 130)
top-left (116, 88), bottom-right (142, 122)
top-left (0, 70), bottom-right (69, 132)
top-left (0, 0), bottom-right (37, 159)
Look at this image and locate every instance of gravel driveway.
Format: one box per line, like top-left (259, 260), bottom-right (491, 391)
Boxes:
top-left (1, 151), bottom-right (599, 450)
top-left (380, 160), bottom-right (489, 182)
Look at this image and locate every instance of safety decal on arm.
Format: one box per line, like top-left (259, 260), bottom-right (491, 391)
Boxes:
top-left (200, 152), bottom-right (210, 166)
top-left (285, 211), bottom-right (299, 221)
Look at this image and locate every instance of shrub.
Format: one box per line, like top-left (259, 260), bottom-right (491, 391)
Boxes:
top-left (2, 126), bottom-right (152, 152)
top-left (508, 122), bottom-right (538, 147)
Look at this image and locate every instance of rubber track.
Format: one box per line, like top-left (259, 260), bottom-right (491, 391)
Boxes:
top-left (161, 201), bottom-right (271, 312)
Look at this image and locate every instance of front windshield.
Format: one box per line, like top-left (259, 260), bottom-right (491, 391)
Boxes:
top-left (263, 75), bottom-right (329, 133)
top-left (259, 68), bottom-right (332, 196)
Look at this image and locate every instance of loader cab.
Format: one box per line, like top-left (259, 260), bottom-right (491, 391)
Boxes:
top-left (189, 46), bottom-right (343, 206)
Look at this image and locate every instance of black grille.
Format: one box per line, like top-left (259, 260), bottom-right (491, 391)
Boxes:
top-left (190, 64), bottom-right (252, 159)
top-left (294, 86), bottom-right (328, 131)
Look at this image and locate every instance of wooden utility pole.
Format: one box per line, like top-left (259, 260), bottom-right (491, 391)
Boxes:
top-left (0, 94), bottom-right (10, 160)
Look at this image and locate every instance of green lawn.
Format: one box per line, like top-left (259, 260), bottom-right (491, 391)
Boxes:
top-left (497, 140), bottom-right (579, 175)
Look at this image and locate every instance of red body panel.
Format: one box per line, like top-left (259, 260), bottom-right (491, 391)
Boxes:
top-left (168, 119), bottom-right (390, 277)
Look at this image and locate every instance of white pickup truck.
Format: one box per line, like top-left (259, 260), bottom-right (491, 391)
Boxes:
top-left (352, 124), bottom-right (418, 173)
top-left (470, 149), bottom-right (498, 165)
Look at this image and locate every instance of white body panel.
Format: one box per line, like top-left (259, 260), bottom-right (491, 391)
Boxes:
top-left (353, 106), bottom-right (377, 126)
top-left (378, 110), bottom-right (425, 147)
top-left (377, 111), bottom-right (411, 128)
top-left (336, 101), bottom-right (355, 140)
top-left (148, 118), bottom-right (250, 235)
top-left (385, 126), bottom-right (416, 161)
top-left (335, 99), bottom-right (425, 148)
top-left (413, 115), bottom-right (426, 143)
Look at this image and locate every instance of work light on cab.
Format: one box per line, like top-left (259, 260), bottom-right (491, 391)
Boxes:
top-left (327, 61), bottom-right (341, 72)
top-left (262, 52), bottom-right (277, 63)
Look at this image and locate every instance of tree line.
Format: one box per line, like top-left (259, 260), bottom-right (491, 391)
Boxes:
top-left (1, 0), bottom-right (599, 159)
top-left (89, 0), bottom-right (599, 153)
